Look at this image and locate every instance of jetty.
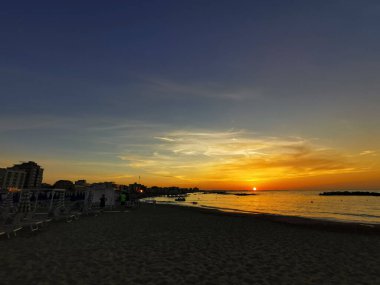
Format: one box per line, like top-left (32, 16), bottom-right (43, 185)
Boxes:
top-left (320, 191), bottom-right (380, 197)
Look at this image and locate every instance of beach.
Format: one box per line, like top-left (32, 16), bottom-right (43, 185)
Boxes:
top-left (0, 204), bottom-right (379, 285)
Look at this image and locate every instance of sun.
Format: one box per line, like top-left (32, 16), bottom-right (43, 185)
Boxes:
top-left (252, 187), bottom-right (257, 191)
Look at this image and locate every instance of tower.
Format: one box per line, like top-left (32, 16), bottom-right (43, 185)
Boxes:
top-left (12, 161), bottom-right (44, 189)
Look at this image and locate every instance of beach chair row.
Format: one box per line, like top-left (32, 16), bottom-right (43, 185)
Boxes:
top-left (0, 188), bottom-right (100, 239)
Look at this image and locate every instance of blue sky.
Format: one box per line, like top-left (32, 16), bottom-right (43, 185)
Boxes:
top-left (1, 1), bottom-right (380, 189)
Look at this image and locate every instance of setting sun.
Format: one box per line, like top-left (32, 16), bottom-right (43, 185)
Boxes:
top-left (252, 187), bottom-right (257, 191)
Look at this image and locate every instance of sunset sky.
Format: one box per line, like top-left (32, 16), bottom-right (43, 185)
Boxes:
top-left (1, 1), bottom-right (380, 190)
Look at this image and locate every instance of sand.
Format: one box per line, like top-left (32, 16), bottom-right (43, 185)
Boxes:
top-left (0, 204), bottom-right (379, 285)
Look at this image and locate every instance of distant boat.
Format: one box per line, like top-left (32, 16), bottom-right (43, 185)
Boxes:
top-left (175, 197), bottom-right (186, 202)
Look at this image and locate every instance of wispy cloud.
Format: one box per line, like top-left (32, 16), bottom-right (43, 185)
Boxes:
top-left (0, 116), bottom-right (75, 132)
top-left (1, 113), bottom-right (374, 187)
top-left (144, 77), bottom-right (260, 101)
top-left (117, 129), bottom-right (365, 183)
top-left (0, 115), bottom-right (168, 133)
top-left (154, 137), bottom-right (176, 142)
top-left (360, 150), bottom-right (377, 156)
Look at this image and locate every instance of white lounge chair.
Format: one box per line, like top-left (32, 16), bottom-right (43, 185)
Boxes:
top-left (17, 189), bottom-right (47, 232)
top-left (0, 212), bottom-right (23, 238)
top-left (48, 189), bottom-right (78, 222)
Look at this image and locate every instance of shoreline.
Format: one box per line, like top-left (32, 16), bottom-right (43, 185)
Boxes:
top-left (148, 189), bottom-right (380, 226)
top-left (151, 202), bottom-right (380, 235)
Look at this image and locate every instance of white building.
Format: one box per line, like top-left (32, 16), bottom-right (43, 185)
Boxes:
top-left (91, 182), bottom-right (117, 207)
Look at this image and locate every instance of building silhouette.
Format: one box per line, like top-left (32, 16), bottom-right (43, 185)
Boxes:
top-left (12, 161), bottom-right (44, 188)
top-left (0, 167), bottom-right (26, 190)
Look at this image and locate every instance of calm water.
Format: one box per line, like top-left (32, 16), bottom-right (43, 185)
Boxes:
top-left (150, 190), bottom-right (380, 224)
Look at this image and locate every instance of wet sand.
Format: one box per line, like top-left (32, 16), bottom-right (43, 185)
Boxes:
top-left (0, 204), bottom-right (379, 285)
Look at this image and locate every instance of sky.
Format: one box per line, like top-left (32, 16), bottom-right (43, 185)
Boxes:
top-left (1, 0), bottom-right (380, 190)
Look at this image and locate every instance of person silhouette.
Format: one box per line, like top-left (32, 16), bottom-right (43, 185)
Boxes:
top-left (100, 194), bottom-right (106, 208)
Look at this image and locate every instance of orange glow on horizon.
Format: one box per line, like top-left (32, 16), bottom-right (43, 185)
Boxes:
top-left (31, 129), bottom-right (380, 191)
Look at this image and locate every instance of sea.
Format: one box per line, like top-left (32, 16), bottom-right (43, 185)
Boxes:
top-left (149, 190), bottom-right (380, 225)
